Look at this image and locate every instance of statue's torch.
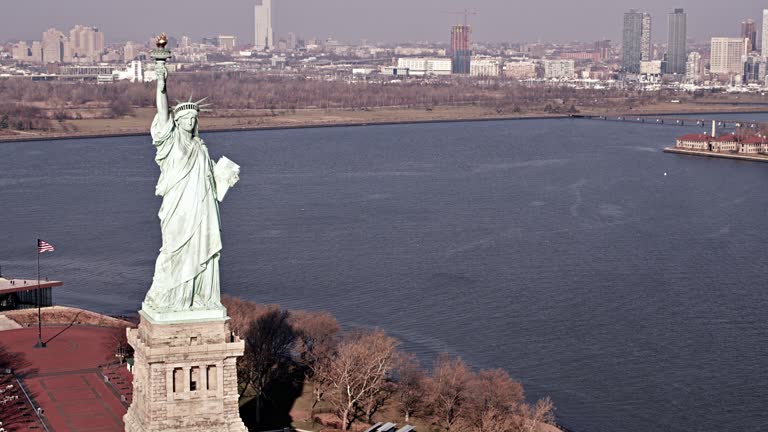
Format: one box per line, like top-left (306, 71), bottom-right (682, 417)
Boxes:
top-left (151, 33), bottom-right (171, 92)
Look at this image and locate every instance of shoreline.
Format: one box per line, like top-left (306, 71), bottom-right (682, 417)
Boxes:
top-left (663, 147), bottom-right (768, 162)
top-left (0, 114), bottom-right (567, 144)
top-left (1, 105), bottom-right (767, 144)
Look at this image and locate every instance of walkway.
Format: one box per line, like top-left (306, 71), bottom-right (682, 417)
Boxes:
top-left (1, 326), bottom-right (129, 432)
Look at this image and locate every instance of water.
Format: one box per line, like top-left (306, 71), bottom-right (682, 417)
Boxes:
top-left (2, 117), bottom-right (768, 432)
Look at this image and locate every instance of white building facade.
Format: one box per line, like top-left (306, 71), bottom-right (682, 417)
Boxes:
top-left (685, 52), bottom-right (703, 82)
top-left (396, 57), bottom-right (452, 76)
top-left (763, 9), bottom-right (768, 58)
top-left (543, 59), bottom-right (575, 79)
top-left (710, 37), bottom-right (748, 75)
top-left (504, 60), bottom-right (537, 79)
top-left (254, 0), bottom-right (274, 51)
top-left (470, 56), bottom-right (501, 77)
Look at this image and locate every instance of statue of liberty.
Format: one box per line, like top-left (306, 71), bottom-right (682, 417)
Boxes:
top-left (142, 35), bottom-right (240, 317)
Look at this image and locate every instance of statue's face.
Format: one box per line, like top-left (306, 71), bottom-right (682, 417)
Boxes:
top-left (177, 115), bottom-right (197, 133)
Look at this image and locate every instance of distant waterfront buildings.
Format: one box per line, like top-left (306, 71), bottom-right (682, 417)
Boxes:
top-left (69, 25), bottom-right (104, 63)
top-left (287, 32), bottom-right (297, 51)
top-left (622, 10), bottom-right (652, 74)
top-left (543, 59), bottom-right (575, 79)
top-left (123, 42), bottom-right (138, 62)
top-left (743, 54), bottom-right (767, 84)
top-left (685, 51), bottom-right (703, 82)
top-left (640, 60), bottom-right (663, 77)
top-left (742, 19), bottom-right (757, 52)
top-left (503, 59), bottom-right (537, 79)
top-left (594, 40), bottom-right (611, 61)
top-left (254, 0), bottom-right (274, 51)
top-left (42, 28), bottom-right (70, 64)
top-left (218, 35), bottom-right (236, 51)
top-left (450, 25), bottom-right (472, 74)
top-left (396, 57), bottom-right (452, 76)
top-left (709, 37), bottom-right (748, 75)
top-left (763, 10), bottom-right (768, 58)
top-left (469, 56), bottom-right (501, 77)
top-left (666, 8), bottom-right (686, 75)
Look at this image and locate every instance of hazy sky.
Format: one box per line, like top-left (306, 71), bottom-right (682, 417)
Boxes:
top-left (2, 1), bottom-right (763, 45)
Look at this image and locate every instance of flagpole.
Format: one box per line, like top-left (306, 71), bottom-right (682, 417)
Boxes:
top-left (34, 238), bottom-right (45, 348)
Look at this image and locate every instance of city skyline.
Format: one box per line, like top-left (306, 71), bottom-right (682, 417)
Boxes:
top-left (0, 0), bottom-right (762, 45)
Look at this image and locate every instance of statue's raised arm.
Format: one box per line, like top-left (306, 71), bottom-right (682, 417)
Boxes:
top-left (152, 34), bottom-right (171, 125)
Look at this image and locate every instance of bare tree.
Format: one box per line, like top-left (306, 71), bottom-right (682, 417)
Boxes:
top-left (240, 308), bottom-right (296, 423)
top-left (516, 396), bottom-right (555, 432)
top-left (460, 369), bottom-right (525, 432)
top-left (424, 354), bottom-right (473, 432)
top-left (222, 295), bottom-right (271, 337)
top-left (359, 379), bottom-right (396, 424)
top-left (318, 329), bottom-right (398, 430)
top-left (290, 310), bottom-right (340, 414)
top-left (392, 353), bottom-right (425, 423)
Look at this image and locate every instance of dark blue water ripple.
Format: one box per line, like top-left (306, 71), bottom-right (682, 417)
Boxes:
top-left (2, 117), bottom-right (768, 432)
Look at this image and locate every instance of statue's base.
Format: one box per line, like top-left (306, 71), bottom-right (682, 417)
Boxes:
top-left (124, 312), bottom-right (246, 432)
top-left (140, 302), bottom-right (227, 324)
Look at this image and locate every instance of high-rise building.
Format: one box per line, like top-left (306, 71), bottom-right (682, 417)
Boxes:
top-left (31, 41), bottom-right (43, 63)
top-left (666, 8), bottom-right (686, 74)
top-left (12, 41), bottom-right (30, 61)
top-left (743, 54), bottom-right (767, 83)
top-left (742, 19), bottom-right (757, 52)
top-left (622, 10), bottom-right (652, 74)
top-left (254, 0), bottom-right (274, 51)
top-left (69, 25), bottom-right (104, 62)
top-left (710, 37), bottom-right (748, 75)
top-left (124, 42), bottom-right (138, 62)
top-left (42, 28), bottom-right (69, 63)
top-left (450, 25), bottom-right (472, 74)
top-left (287, 32), bottom-right (297, 51)
top-left (685, 51), bottom-right (703, 82)
top-left (763, 10), bottom-right (768, 57)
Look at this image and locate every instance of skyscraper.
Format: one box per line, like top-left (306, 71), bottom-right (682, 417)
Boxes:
top-left (69, 25), bottom-right (104, 62)
top-left (42, 28), bottom-right (69, 63)
top-left (254, 0), bottom-right (274, 51)
top-left (710, 37), bottom-right (748, 75)
top-left (742, 19), bottom-right (757, 52)
top-left (666, 9), bottom-right (686, 75)
top-left (763, 10), bottom-right (768, 57)
top-left (450, 25), bottom-right (472, 74)
top-left (622, 10), bottom-right (652, 74)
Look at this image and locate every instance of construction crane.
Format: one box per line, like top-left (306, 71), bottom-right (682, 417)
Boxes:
top-left (442, 9), bottom-right (478, 27)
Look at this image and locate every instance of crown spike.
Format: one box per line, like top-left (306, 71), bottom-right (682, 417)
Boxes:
top-left (171, 94), bottom-right (213, 115)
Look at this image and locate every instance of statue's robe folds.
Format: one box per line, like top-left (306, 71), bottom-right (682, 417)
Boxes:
top-left (144, 113), bottom-right (222, 311)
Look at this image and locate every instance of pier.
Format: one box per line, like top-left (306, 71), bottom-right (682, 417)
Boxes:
top-left (571, 114), bottom-right (767, 130)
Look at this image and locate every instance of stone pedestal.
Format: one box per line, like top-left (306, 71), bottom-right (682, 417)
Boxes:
top-left (123, 311), bottom-right (247, 432)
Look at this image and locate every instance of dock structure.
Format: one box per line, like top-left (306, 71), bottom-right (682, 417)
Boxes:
top-left (572, 114), bottom-right (767, 131)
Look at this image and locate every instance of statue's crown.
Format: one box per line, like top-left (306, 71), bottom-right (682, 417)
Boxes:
top-left (172, 96), bottom-right (211, 115)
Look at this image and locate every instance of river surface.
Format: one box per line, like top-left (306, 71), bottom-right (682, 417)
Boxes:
top-left (2, 115), bottom-right (768, 432)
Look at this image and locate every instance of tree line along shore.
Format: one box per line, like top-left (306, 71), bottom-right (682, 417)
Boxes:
top-left (1, 75), bottom-right (767, 142)
top-left (1, 300), bottom-right (560, 432)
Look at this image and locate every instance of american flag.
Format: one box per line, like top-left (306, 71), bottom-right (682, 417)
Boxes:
top-left (37, 239), bottom-right (55, 254)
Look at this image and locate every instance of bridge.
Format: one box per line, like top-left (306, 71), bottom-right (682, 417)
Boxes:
top-left (571, 114), bottom-right (767, 131)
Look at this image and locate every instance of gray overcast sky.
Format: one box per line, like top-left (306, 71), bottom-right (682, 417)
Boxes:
top-left (1, 1), bottom-right (762, 45)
